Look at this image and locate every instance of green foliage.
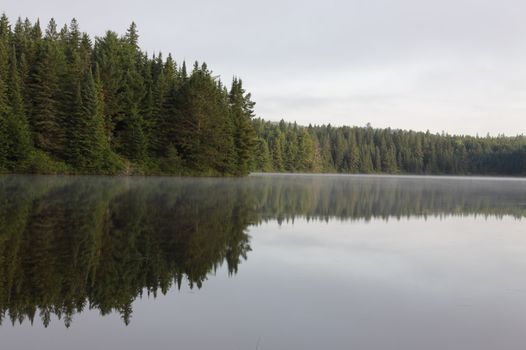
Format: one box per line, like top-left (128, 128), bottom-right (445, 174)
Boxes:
top-left (229, 78), bottom-right (256, 175)
top-left (121, 107), bottom-right (147, 163)
top-left (253, 137), bottom-right (272, 172)
top-left (26, 150), bottom-right (70, 174)
top-left (171, 64), bottom-right (237, 175)
top-left (252, 119), bottom-right (526, 176)
top-left (0, 23), bottom-right (11, 170)
top-left (0, 14), bottom-right (258, 176)
top-left (29, 37), bottom-right (64, 156)
top-left (65, 69), bottom-right (112, 172)
top-left (5, 47), bottom-right (32, 168)
top-left (159, 144), bottom-right (183, 175)
top-left (1, 13), bottom-right (524, 177)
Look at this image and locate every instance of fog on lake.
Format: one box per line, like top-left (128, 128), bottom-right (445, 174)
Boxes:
top-left (1, 174), bottom-right (525, 350)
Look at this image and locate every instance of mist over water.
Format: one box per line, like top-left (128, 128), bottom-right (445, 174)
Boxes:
top-left (1, 174), bottom-right (526, 349)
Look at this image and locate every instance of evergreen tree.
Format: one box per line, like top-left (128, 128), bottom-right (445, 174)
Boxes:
top-left (66, 69), bottom-right (108, 171)
top-left (172, 66), bottom-right (234, 174)
top-left (0, 17), bottom-right (10, 169)
top-left (0, 14), bottom-right (524, 177)
top-left (5, 47), bottom-right (32, 168)
top-left (254, 137), bottom-right (272, 172)
top-left (115, 24), bottom-right (147, 163)
top-left (348, 133), bottom-right (360, 173)
top-left (229, 78), bottom-right (256, 175)
top-left (121, 107), bottom-right (147, 164)
top-left (29, 26), bottom-right (64, 157)
top-left (271, 132), bottom-right (285, 172)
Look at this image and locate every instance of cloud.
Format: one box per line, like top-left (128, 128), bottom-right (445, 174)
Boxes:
top-left (4, 0), bottom-right (526, 135)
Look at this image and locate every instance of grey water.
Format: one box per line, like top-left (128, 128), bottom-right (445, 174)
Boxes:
top-left (1, 174), bottom-right (526, 349)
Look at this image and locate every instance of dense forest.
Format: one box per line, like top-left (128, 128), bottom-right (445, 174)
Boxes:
top-left (1, 14), bottom-right (525, 176)
top-left (252, 119), bottom-right (526, 175)
top-left (0, 15), bottom-right (256, 175)
top-left (1, 175), bottom-right (525, 327)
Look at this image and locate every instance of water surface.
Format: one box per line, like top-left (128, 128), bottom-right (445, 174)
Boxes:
top-left (1, 174), bottom-right (526, 349)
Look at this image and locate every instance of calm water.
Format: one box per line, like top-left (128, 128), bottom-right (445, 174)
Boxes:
top-left (1, 174), bottom-right (526, 349)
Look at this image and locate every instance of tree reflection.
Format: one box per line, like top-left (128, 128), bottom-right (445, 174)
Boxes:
top-left (248, 175), bottom-right (526, 223)
top-left (0, 177), bottom-right (254, 327)
top-left (0, 174), bottom-right (524, 327)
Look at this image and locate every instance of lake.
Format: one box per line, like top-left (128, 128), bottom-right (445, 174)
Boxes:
top-left (1, 174), bottom-right (526, 349)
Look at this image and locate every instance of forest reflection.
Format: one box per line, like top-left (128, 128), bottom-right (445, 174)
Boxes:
top-left (0, 174), bottom-right (524, 327)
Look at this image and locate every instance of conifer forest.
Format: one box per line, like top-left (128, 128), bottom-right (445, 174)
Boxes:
top-left (0, 15), bottom-right (525, 176)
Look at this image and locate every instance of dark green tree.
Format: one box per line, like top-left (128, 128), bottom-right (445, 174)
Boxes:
top-left (5, 46), bottom-right (32, 168)
top-left (229, 78), bottom-right (256, 175)
top-left (66, 70), bottom-right (108, 171)
top-left (29, 26), bottom-right (64, 157)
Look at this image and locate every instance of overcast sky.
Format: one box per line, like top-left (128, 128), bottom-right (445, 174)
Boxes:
top-left (4, 0), bottom-right (526, 135)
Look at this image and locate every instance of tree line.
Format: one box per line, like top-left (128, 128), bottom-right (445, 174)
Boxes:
top-left (1, 14), bottom-right (525, 177)
top-left (0, 15), bottom-right (256, 175)
top-left (252, 119), bottom-right (526, 175)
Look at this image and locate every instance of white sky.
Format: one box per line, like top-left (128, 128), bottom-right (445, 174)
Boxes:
top-left (3, 0), bottom-right (526, 135)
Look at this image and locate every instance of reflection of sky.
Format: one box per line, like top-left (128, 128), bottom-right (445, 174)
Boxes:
top-left (4, 216), bottom-right (526, 350)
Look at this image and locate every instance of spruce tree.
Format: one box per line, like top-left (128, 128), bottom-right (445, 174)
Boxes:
top-left (229, 78), bottom-right (256, 175)
top-left (30, 25), bottom-right (64, 157)
top-left (254, 138), bottom-right (272, 172)
top-left (173, 67), bottom-right (230, 173)
top-left (0, 16), bottom-right (10, 169)
top-left (92, 31), bottom-right (124, 146)
top-left (115, 24), bottom-right (147, 162)
top-left (271, 132), bottom-right (285, 172)
top-left (0, 41), bottom-right (8, 169)
top-left (121, 107), bottom-right (147, 163)
top-left (5, 47), bottom-right (32, 168)
top-left (66, 70), bottom-right (108, 171)
top-left (347, 132), bottom-right (360, 173)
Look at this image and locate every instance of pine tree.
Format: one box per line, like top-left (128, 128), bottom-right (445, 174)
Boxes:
top-left (125, 22), bottom-right (139, 49)
top-left (271, 132), bottom-right (285, 171)
top-left (115, 24), bottom-right (147, 163)
top-left (0, 43), bottom-right (8, 170)
top-left (284, 131), bottom-right (297, 172)
top-left (297, 129), bottom-right (315, 171)
top-left (30, 26), bottom-right (64, 157)
top-left (118, 68), bottom-right (147, 163)
top-left (348, 133), bottom-right (360, 173)
top-left (121, 107), bottom-right (147, 163)
top-left (66, 69), bottom-right (108, 171)
top-left (5, 46), bottom-right (32, 168)
top-left (65, 81), bottom-right (85, 167)
top-left (0, 14), bottom-right (9, 40)
top-left (254, 137), bottom-right (272, 172)
top-left (173, 67), bottom-right (233, 174)
top-left (93, 64), bottom-right (111, 144)
top-left (0, 16), bottom-right (10, 169)
top-left (92, 30), bottom-right (125, 146)
top-left (229, 78), bottom-right (256, 175)
top-left (144, 55), bottom-right (166, 158)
